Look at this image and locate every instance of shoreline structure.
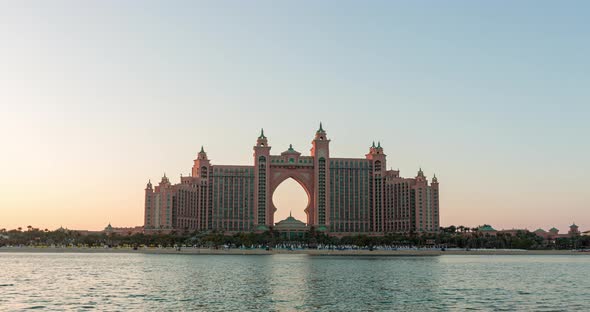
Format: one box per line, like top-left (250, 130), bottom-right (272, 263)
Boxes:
top-left (0, 247), bottom-right (588, 256)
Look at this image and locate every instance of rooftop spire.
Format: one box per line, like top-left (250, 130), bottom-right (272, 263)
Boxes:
top-left (372, 141), bottom-right (375, 148)
top-left (377, 141), bottom-right (381, 148)
top-left (259, 128), bottom-right (266, 139)
top-left (318, 122), bottom-right (324, 132)
top-left (417, 167), bottom-right (424, 177)
top-left (285, 144), bottom-right (298, 153)
top-left (200, 146), bottom-right (205, 153)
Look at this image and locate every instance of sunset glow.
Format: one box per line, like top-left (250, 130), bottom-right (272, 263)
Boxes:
top-left (1, 1), bottom-right (588, 232)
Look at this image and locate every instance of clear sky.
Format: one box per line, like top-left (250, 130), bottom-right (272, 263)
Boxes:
top-left (1, 1), bottom-right (588, 232)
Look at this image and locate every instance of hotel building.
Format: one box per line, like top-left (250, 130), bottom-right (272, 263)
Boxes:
top-left (144, 125), bottom-right (440, 235)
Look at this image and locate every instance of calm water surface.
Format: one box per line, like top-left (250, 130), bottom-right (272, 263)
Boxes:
top-left (0, 253), bottom-right (588, 311)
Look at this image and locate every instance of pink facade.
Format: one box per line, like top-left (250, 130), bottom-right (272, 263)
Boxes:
top-left (534, 224), bottom-right (582, 240)
top-left (144, 125), bottom-right (440, 234)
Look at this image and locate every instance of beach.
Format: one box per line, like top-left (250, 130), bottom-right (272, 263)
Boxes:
top-left (1, 246), bottom-right (587, 256)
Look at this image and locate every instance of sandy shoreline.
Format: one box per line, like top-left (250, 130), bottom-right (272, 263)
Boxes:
top-left (0, 247), bottom-right (588, 256)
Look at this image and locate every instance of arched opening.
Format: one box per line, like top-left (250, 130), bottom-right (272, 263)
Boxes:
top-left (272, 178), bottom-right (309, 224)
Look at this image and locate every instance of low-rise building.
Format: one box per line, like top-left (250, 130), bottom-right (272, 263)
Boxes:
top-left (498, 229), bottom-right (529, 236)
top-left (103, 224), bottom-right (144, 236)
top-left (476, 225), bottom-right (497, 236)
top-left (274, 213), bottom-right (309, 240)
top-left (533, 224), bottom-right (582, 240)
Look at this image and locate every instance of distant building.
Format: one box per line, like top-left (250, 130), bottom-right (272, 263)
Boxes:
top-left (534, 224), bottom-right (581, 240)
top-left (533, 228), bottom-right (548, 238)
top-left (55, 226), bottom-right (98, 236)
top-left (498, 229), bottom-right (529, 237)
top-left (469, 226), bottom-right (538, 237)
top-left (103, 224), bottom-right (143, 236)
top-left (144, 125), bottom-right (440, 235)
top-left (568, 223), bottom-right (580, 236)
top-left (476, 225), bottom-right (497, 236)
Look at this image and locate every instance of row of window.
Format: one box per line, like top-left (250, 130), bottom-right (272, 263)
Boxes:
top-left (317, 158), bottom-right (326, 224)
top-left (270, 158), bottom-right (313, 164)
top-left (258, 156), bottom-right (267, 224)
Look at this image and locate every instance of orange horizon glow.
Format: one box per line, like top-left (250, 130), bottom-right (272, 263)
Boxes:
top-left (1, 2), bottom-right (588, 233)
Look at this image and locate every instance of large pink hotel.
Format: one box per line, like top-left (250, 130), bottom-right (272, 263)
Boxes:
top-left (144, 124), bottom-right (440, 235)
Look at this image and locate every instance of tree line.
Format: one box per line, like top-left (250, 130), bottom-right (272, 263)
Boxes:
top-left (1, 226), bottom-right (588, 250)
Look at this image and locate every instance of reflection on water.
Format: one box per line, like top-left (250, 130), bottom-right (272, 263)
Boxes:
top-left (0, 253), bottom-right (589, 311)
top-left (268, 255), bottom-right (310, 310)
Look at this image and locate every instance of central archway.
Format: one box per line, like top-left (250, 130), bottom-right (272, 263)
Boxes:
top-left (272, 178), bottom-right (309, 224)
top-left (268, 168), bottom-right (315, 226)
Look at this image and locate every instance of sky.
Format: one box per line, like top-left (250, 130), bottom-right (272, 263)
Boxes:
top-left (1, 1), bottom-right (588, 232)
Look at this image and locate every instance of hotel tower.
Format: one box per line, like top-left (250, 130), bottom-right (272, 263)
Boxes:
top-left (144, 124), bottom-right (440, 235)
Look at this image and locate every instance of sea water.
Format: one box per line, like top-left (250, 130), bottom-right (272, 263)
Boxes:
top-left (0, 253), bottom-right (588, 311)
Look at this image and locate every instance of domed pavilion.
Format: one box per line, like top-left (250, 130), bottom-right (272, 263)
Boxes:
top-left (274, 212), bottom-right (309, 240)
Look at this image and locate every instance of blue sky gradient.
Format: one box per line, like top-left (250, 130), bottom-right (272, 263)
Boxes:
top-left (1, 1), bottom-right (588, 231)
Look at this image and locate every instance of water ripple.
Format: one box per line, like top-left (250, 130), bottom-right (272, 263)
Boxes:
top-left (0, 253), bottom-right (588, 311)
